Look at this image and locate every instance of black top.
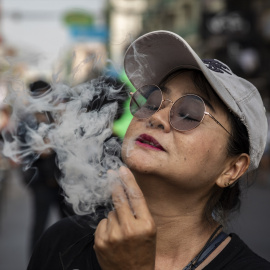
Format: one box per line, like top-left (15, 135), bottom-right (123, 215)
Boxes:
top-left (204, 234), bottom-right (270, 270)
top-left (27, 215), bottom-right (270, 270)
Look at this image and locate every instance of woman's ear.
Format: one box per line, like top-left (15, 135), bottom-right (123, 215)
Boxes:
top-left (216, 154), bottom-right (250, 188)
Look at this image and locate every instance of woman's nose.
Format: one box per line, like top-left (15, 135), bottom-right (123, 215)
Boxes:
top-left (147, 105), bottom-right (171, 132)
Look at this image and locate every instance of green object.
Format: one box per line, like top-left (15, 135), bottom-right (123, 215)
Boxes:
top-left (63, 11), bottom-right (94, 26)
top-left (113, 72), bottom-right (135, 139)
top-left (113, 99), bottom-right (133, 139)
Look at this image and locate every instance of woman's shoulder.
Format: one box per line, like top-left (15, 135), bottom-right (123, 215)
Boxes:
top-left (204, 233), bottom-right (270, 270)
top-left (27, 214), bottom-right (104, 270)
top-left (42, 207), bottom-right (107, 241)
top-left (44, 214), bottom-right (97, 237)
top-left (46, 214), bottom-right (96, 240)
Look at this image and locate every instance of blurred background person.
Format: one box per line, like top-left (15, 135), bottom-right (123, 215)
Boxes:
top-left (18, 80), bottom-right (68, 253)
top-left (0, 105), bottom-right (14, 224)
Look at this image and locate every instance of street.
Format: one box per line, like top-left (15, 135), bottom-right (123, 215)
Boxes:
top-left (0, 169), bottom-right (58, 270)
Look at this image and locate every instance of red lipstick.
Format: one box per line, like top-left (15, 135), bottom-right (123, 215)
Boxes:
top-left (135, 134), bottom-right (165, 151)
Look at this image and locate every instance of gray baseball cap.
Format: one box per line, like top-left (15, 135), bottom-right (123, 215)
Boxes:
top-left (124, 30), bottom-right (268, 171)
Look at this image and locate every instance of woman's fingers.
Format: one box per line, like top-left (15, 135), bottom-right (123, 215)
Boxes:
top-left (94, 167), bottom-right (157, 270)
top-left (108, 169), bottom-right (135, 222)
top-left (94, 218), bottom-right (107, 250)
top-left (107, 209), bottom-right (119, 229)
top-left (95, 211), bottom-right (120, 249)
top-left (112, 182), bottom-right (135, 223)
top-left (118, 166), bottom-right (152, 220)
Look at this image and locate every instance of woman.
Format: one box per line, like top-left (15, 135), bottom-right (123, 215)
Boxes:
top-left (27, 31), bottom-right (270, 270)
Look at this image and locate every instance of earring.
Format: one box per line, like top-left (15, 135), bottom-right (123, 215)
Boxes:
top-left (224, 181), bottom-right (231, 187)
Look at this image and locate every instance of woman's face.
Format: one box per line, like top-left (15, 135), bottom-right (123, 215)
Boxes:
top-left (122, 71), bottom-right (232, 191)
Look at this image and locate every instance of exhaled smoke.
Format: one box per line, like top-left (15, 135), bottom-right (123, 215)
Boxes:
top-left (1, 63), bottom-right (127, 216)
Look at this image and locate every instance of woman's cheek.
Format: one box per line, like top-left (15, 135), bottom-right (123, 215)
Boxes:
top-left (121, 119), bottom-right (139, 163)
top-left (121, 142), bottom-right (137, 169)
top-left (121, 136), bottom-right (135, 166)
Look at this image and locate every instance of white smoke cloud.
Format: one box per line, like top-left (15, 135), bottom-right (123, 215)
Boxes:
top-left (1, 61), bottom-right (127, 216)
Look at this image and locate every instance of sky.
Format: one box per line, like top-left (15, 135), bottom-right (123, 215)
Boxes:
top-left (1, 0), bottom-right (107, 72)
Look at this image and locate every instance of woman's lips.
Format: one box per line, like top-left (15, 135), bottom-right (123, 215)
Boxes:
top-left (135, 133), bottom-right (165, 151)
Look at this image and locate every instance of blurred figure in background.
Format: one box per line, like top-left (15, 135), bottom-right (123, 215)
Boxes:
top-left (0, 105), bottom-right (14, 224)
top-left (18, 80), bottom-right (68, 253)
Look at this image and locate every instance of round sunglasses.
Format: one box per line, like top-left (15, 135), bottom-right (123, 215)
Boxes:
top-left (129, 85), bottom-right (232, 135)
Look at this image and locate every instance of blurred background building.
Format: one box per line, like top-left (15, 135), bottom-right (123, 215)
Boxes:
top-left (0, 0), bottom-right (270, 269)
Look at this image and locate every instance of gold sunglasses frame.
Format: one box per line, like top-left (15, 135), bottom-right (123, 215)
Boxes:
top-left (130, 85), bottom-right (232, 136)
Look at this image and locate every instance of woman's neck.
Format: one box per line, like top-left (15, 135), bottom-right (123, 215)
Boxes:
top-left (132, 172), bottom-right (219, 270)
top-left (153, 212), bottom-right (219, 269)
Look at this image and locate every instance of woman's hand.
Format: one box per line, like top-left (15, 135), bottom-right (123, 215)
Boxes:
top-left (94, 166), bottom-right (157, 270)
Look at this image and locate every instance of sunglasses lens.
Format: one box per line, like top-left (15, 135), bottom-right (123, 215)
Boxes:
top-left (170, 95), bottom-right (205, 131)
top-left (130, 85), bottom-right (162, 118)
